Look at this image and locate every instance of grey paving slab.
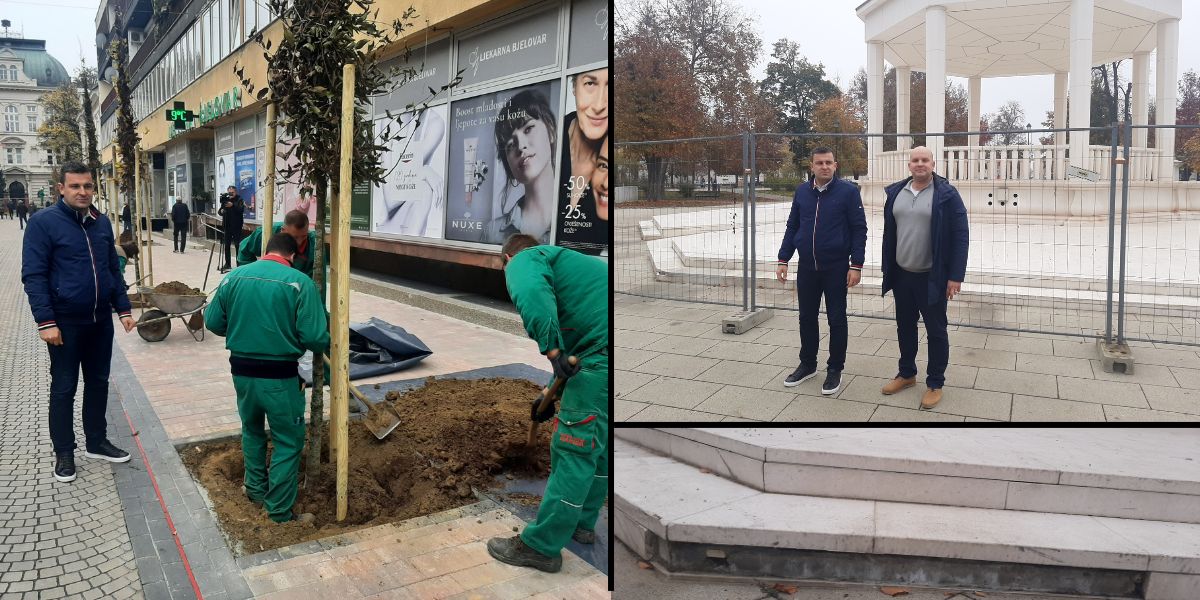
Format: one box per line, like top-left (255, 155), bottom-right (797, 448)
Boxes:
top-left (772, 396), bottom-right (878, 422)
top-left (1011, 395), bottom-right (1107, 422)
top-left (1141, 385), bottom-right (1200, 416)
top-left (754, 327), bottom-right (802, 347)
top-left (615, 400), bottom-right (649, 421)
top-left (1103, 406), bottom-right (1200, 422)
top-left (1053, 340), bottom-right (1101, 359)
top-left (985, 334), bottom-right (1055, 355)
top-left (614, 348), bottom-right (657, 371)
top-left (1169, 366), bottom-right (1200, 390)
top-left (615, 315), bottom-right (672, 332)
top-left (614, 328), bottom-right (666, 350)
top-left (640, 333), bottom-right (721, 356)
top-left (759, 345), bottom-right (804, 367)
top-left (1058, 376), bottom-right (1150, 408)
top-left (1088, 361), bottom-right (1180, 386)
top-left (692, 385), bottom-right (796, 421)
top-left (628, 353), bottom-right (722, 379)
top-left (649, 319), bottom-right (715, 337)
top-left (973, 367), bottom-right (1059, 398)
top-left (620, 376), bottom-right (724, 410)
top-left (624, 405), bottom-right (727, 422)
top-left (693, 360), bottom-right (788, 389)
top-left (945, 346), bottom-right (1017, 370)
top-left (614, 371), bottom-right (657, 399)
top-left (1015, 353), bottom-right (1095, 379)
top-left (694, 323), bottom-right (770, 342)
top-left (698, 339), bottom-right (777, 363)
top-left (869, 405), bottom-right (967, 422)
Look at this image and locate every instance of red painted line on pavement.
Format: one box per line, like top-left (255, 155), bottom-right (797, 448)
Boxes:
top-left (123, 409), bottom-right (205, 600)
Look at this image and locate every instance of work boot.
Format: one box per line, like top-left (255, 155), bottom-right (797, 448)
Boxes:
top-left (54, 452), bottom-right (76, 482)
top-left (84, 440), bottom-right (131, 463)
top-left (572, 527), bottom-right (596, 544)
top-left (920, 388), bottom-right (944, 410)
top-left (881, 375), bottom-right (917, 395)
top-left (486, 535), bottom-right (562, 573)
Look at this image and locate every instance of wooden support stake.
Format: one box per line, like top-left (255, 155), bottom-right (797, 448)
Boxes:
top-left (141, 152), bottom-right (154, 287)
top-left (262, 102), bottom-right (277, 255)
top-left (131, 152), bottom-right (144, 286)
top-left (333, 63), bottom-right (355, 522)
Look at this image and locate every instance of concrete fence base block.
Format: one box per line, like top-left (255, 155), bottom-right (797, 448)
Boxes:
top-left (1098, 339), bottom-right (1136, 374)
top-left (722, 308), bottom-right (773, 334)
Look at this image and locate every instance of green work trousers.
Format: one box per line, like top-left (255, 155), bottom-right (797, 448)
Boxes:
top-left (234, 375), bottom-right (307, 522)
top-left (521, 355), bottom-right (610, 557)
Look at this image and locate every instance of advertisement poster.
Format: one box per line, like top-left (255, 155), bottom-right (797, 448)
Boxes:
top-left (235, 148), bottom-right (257, 221)
top-left (556, 67), bottom-right (609, 256)
top-left (215, 152), bottom-right (236, 214)
top-left (272, 135), bottom-right (316, 226)
top-left (445, 79), bottom-right (561, 245)
top-left (372, 105), bottom-right (448, 239)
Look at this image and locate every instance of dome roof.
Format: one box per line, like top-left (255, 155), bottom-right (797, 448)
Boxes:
top-left (0, 36), bottom-right (71, 88)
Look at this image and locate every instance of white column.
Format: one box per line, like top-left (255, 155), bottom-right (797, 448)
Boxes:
top-left (926, 5), bottom-right (947, 165)
top-left (1156, 18), bottom-right (1179, 179)
top-left (1132, 51), bottom-right (1150, 147)
top-left (897, 66), bottom-right (911, 151)
top-left (867, 41), bottom-right (884, 180)
top-left (1054, 72), bottom-right (1068, 147)
top-left (1068, 0), bottom-right (1094, 168)
top-left (967, 76), bottom-right (981, 147)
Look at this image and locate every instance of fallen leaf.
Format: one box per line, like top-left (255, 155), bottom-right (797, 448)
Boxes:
top-left (637, 560), bottom-right (653, 570)
top-left (880, 587), bottom-right (909, 597)
top-left (973, 594), bottom-right (988, 598)
top-left (772, 583), bottom-right (798, 594)
top-left (699, 468), bottom-right (712, 474)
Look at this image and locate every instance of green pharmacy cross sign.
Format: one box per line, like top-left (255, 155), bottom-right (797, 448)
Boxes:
top-left (165, 101), bottom-right (196, 130)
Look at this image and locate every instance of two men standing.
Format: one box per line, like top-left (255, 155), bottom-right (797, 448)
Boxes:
top-left (776, 146), bottom-right (969, 410)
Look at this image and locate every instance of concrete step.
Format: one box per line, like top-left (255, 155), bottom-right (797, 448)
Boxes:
top-left (615, 428), bottom-right (1200, 525)
top-left (615, 438), bottom-right (1200, 600)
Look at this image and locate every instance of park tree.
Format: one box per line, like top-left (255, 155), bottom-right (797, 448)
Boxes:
top-left (615, 1), bottom-right (704, 199)
top-left (758, 39), bottom-right (840, 172)
top-left (985, 100), bottom-right (1029, 146)
top-left (36, 83), bottom-right (84, 176)
top-left (76, 64), bottom-right (101, 173)
top-left (810, 95), bottom-right (866, 178)
top-left (108, 6), bottom-right (140, 212)
top-left (1176, 69), bottom-right (1200, 179)
top-left (847, 67), bottom-right (969, 150)
top-left (237, 0), bottom-right (460, 478)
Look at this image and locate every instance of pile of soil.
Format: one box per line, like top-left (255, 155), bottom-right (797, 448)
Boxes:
top-left (153, 281), bottom-right (203, 296)
top-left (181, 377), bottom-right (551, 555)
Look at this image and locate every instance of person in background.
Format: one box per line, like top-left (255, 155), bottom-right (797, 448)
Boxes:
top-left (218, 185), bottom-right (245, 272)
top-left (171, 197), bottom-right (191, 253)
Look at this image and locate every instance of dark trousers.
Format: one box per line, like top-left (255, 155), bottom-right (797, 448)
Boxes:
top-left (173, 222), bottom-right (187, 251)
top-left (18, 214), bottom-right (27, 229)
top-left (892, 267), bottom-right (950, 388)
top-left (47, 319), bottom-right (115, 453)
top-left (222, 227), bottom-right (242, 267)
top-left (795, 266), bottom-right (849, 372)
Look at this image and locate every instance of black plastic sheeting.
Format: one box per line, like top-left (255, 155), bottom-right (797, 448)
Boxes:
top-left (299, 317), bottom-right (433, 383)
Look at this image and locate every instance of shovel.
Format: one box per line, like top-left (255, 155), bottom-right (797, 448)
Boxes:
top-left (527, 355), bottom-right (578, 448)
top-left (322, 355), bottom-right (402, 440)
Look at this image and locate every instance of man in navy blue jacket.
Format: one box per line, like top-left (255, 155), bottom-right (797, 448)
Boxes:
top-left (776, 147), bottom-right (868, 395)
top-left (879, 147), bottom-right (969, 410)
top-left (22, 162), bottom-right (137, 483)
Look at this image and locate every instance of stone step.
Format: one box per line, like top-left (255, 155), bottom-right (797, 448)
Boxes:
top-left (615, 438), bottom-right (1200, 600)
top-left (615, 428), bottom-right (1200, 525)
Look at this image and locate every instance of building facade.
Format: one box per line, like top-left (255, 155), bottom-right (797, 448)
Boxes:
top-left (0, 32), bottom-right (72, 205)
top-left (94, 0), bottom-right (609, 297)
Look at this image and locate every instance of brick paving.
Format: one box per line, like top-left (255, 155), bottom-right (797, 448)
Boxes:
top-left (616, 292), bottom-right (1200, 422)
top-left (2, 220), bottom-right (609, 598)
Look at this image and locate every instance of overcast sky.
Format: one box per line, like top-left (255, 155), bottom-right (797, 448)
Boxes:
top-left (739, 0), bottom-right (1200, 123)
top-left (1, 1), bottom-right (104, 74)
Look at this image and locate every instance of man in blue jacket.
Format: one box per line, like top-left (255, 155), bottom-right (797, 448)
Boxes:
top-left (879, 146), bottom-right (969, 409)
top-left (22, 162), bottom-right (137, 483)
top-left (775, 147), bottom-right (868, 395)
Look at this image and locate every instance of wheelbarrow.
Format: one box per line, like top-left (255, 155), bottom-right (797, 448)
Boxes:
top-left (135, 287), bottom-right (209, 342)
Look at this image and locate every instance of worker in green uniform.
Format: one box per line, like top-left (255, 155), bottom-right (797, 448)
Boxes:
top-left (237, 209), bottom-right (319, 279)
top-left (205, 232), bottom-right (329, 524)
top-left (486, 233), bottom-right (609, 573)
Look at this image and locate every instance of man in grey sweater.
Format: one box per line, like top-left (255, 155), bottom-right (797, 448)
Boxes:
top-left (879, 147), bottom-right (969, 410)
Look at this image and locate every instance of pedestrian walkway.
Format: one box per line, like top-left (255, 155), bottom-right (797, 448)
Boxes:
top-left (615, 292), bottom-right (1200, 422)
top-left (1, 218), bottom-right (609, 599)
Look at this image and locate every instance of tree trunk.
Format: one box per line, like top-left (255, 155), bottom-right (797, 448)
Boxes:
top-left (646, 155), bottom-right (666, 200)
top-left (304, 175), bottom-right (329, 482)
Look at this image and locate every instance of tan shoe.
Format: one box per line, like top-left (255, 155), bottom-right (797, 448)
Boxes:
top-left (920, 388), bottom-right (943, 410)
top-left (881, 376), bottom-right (917, 395)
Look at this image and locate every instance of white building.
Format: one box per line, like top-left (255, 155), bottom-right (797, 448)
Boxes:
top-left (0, 30), bottom-right (72, 206)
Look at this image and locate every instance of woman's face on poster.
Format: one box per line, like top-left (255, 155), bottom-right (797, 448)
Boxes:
top-left (591, 136), bottom-right (609, 221)
top-left (504, 118), bottom-right (553, 184)
top-left (574, 68), bottom-right (609, 142)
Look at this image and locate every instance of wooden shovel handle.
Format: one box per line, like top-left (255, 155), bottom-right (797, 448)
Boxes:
top-left (527, 355), bottom-right (578, 447)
